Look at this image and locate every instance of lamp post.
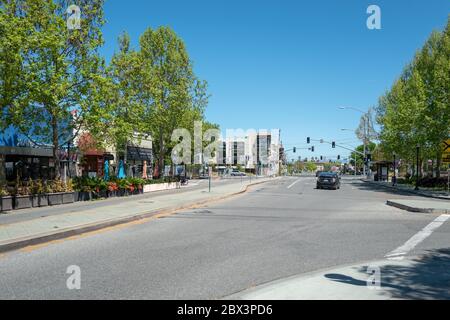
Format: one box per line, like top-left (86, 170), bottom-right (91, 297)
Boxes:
top-left (339, 107), bottom-right (369, 178)
top-left (415, 144), bottom-right (420, 191)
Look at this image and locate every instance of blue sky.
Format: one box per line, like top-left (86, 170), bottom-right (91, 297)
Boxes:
top-left (100, 0), bottom-right (449, 160)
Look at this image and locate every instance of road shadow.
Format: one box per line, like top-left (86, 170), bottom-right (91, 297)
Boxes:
top-left (325, 248), bottom-right (450, 300)
top-left (350, 181), bottom-right (423, 198)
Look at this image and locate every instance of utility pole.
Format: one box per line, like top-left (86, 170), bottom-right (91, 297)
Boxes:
top-left (363, 114), bottom-right (367, 178)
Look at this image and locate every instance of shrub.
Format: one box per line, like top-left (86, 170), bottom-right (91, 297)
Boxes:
top-left (0, 185), bottom-right (9, 197)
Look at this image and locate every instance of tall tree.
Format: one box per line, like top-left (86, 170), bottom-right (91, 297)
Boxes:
top-left (107, 32), bottom-right (146, 156)
top-left (376, 16), bottom-right (450, 176)
top-left (138, 26), bottom-right (210, 176)
top-left (0, 0), bottom-right (106, 178)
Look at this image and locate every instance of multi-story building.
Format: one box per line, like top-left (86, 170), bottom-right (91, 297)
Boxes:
top-left (215, 129), bottom-right (281, 176)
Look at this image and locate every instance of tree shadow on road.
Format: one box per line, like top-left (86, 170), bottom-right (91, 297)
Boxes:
top-left (325, 248), bottom-right (450, 300)
top-left (350, 181), bottom-right (425, 198)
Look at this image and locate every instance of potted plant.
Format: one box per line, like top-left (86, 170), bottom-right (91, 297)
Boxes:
top-left (117, 179), bottom-right (130, 197)
top-left (62, 179), bottom-right (75, 204)
top-left (14, 180), bottom-right (32, 210)
top-left (94, 179), bottom-right (108, 199)
top-left (48, 179), bottom-right (64, 206)
top-left (0, 185), bottom-right (13, 212)
top-left (30, 179), bottom-right (48, 207)
top-left (107, 181), bottom-right (119, 198)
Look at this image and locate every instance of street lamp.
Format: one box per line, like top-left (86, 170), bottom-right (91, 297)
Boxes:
top-left (415, 144), bottom-right (420, 191)
top-left (338, 107), bottom-right (369, 178)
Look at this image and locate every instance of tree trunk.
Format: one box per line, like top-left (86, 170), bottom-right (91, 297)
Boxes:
top-left (52, 114), bottom-right (60, 180)
top-left (436, 157), bottom-right (442, 178)
top-left (158, 126), bottom-right (164, 179)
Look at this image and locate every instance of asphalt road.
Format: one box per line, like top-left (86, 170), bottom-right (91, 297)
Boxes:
top-left (0, 176), bottom-right (448, 299)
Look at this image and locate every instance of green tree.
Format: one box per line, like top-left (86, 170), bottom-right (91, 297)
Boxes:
top-left (107, 32), bottom-right (146, 156)
top-left (376, 16), bottom-right (450, 177)
top-left (0, 0), bottom-right (107, 178)
top-left (138, 26), bottom-right (210, 176)
top-left (305, 162), bottom-right (317, 172)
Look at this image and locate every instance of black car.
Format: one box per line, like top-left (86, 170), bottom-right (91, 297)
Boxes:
top-left (316, 172), bottom-right (341, 190)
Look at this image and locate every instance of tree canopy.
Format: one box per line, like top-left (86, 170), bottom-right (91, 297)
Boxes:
top-left (376, 16), bottom-right (450, 174)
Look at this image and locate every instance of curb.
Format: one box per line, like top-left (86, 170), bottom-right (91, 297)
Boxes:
top-left (386, 200), bottom-right (449, 214)
top-left (0, 179), bottom-right (273, 254)
top-left (360, 179), bottom-right (450, 201)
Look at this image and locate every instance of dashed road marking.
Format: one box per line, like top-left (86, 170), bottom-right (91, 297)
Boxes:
top-left (287, 180), bottom-right (302, 189)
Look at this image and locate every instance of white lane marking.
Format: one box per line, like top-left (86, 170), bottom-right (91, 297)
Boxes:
top-left (385, 214), bottom-right (450, 260)
top-left (287, 180), bottom-right (302, 189)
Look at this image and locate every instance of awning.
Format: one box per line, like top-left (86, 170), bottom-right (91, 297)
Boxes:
top-left (127, 146), bottom-right (153, 162)
top-left (0, 146), bottom-right (53, 158)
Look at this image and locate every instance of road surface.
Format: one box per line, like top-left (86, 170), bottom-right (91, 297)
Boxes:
top-left (0, 177), bottom-right (448, 299)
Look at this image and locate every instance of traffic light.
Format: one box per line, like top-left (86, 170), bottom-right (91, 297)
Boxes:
top-left (337, 155), bottom-right (341, 160)
top-left (332, 141), bottom-right (336, 149)
top-left (307, 137), bottom-right (311, 144)
top-left (311, 146), bottom-right (315, 152)
top-left (320, 156), bottom-right (323, 161)
top-left (293, 147), bottom-right (296, 153)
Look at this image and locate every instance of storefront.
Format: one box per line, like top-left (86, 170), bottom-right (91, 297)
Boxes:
top-left (0, 146), bottom-right (55, 182)
top-left (126, 145), bottom-right (153, 178)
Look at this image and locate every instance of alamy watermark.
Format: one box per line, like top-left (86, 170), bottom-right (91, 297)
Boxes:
top-left (66, 265), bottom-right (81, 290)
top-left (366, 266), bottom-right (381, 290)
top-left (67, 4), bottom-right (81, 30)
top-left (367, 5), bottom-right (382, 30)
top-left (171, 122), bottom-right (281, 167)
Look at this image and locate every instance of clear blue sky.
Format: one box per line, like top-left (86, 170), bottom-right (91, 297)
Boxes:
top-left (100, 0), bottom-right (449, 160)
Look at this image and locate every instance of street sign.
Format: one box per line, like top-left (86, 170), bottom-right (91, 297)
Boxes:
top-left (442, 139), bottom-right (450, 164)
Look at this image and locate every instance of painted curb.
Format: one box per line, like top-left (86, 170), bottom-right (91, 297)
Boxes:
top-left (0, 179), bottom-right (274, 254)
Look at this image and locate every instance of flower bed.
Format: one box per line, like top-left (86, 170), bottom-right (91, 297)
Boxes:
top-left (74, 177), bottom-right (179, 199)
top-left (0, 176), bottom-right (180, 213)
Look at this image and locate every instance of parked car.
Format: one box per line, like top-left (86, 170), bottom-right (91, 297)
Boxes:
top-left (316, 172), bottom-right (341, 190)
top-left (230, 169), bottom-right (246, 177)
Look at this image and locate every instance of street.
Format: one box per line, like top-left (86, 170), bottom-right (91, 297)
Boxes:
top-left (1, 177), bottom-right (448, 299)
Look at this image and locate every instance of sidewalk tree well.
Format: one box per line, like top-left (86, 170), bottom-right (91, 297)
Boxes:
top-left (0, 0), bottom-right (108, 178)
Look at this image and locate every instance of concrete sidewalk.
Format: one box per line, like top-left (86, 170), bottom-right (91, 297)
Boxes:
top-left (227, 250), bottom-right (450, 300)
top-left (362, 179), bottom-right (450, 200)
top-left (0, 178), bottom-right (274, 253)
top-left (386, 199), bottom-right (450, 214)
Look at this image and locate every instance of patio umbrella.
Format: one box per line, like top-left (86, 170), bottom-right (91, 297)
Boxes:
top-left (104, 160), bottom-right (110, 181)
top-left (118, 160), bottom-right (126, 179)
top-left (142, 160), bottom-right (148, 179)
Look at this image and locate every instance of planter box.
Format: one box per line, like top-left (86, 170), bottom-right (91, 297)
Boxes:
top-left (14, 195), bottom-right (33, 210)
top-left (32, 194), bottom-right (49, 208)
top-left (74, 191), bottom-right (79, 202)
top-left (143, 182), bottom-right (179, 193)
top-left (78, 191), bottom-right (92, 202)
top-left (48, 193), bottom-right (63, 206)
top-left (107, 190), bottom-right (117, 198)
top-left (62, 192), bottom-right (75, 204)
top-left (0, 196), bottom-right (14, 212)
